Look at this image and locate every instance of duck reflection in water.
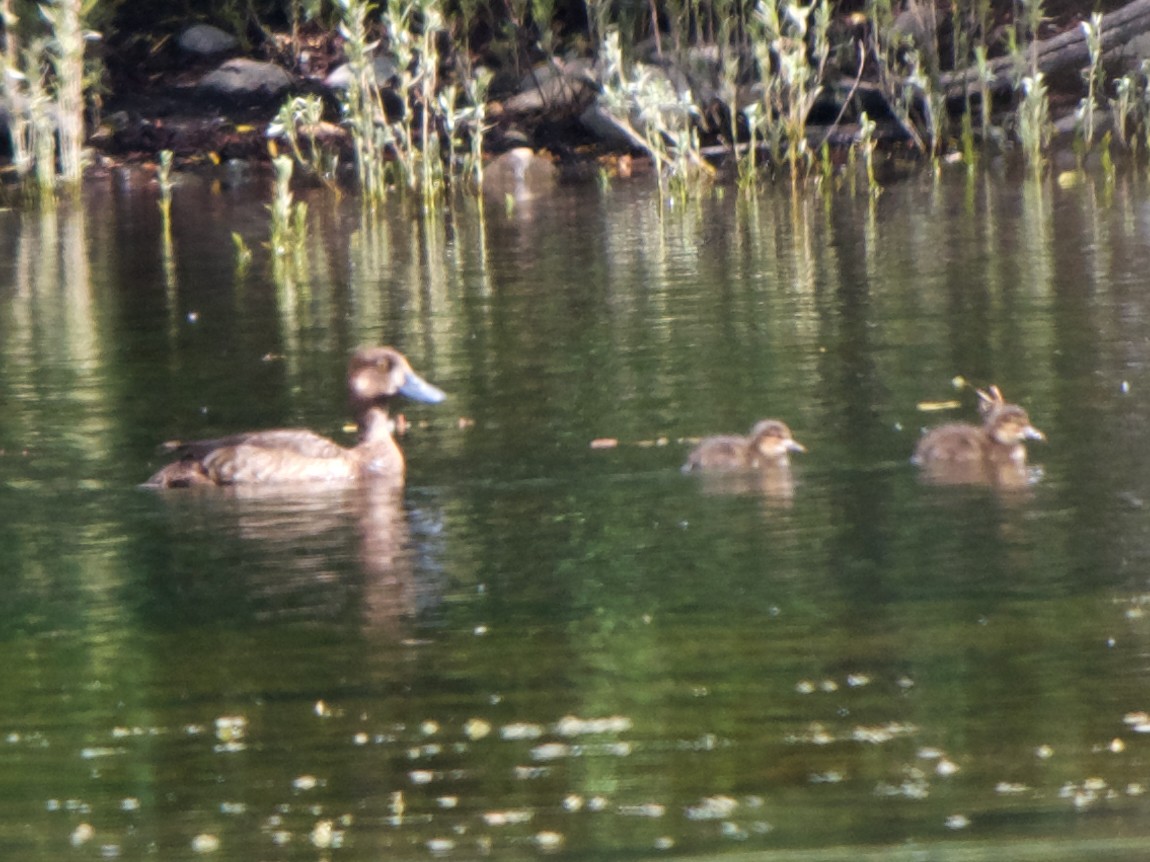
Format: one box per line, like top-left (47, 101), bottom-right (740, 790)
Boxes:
top-left (682, 419), bottom-right (807, 501)
top-left (912, 386), bottom-right (1045, 489)
top-left (144, 346), bottom-right (445, 488)
top-left (143, 347), bottom-right (447, 633)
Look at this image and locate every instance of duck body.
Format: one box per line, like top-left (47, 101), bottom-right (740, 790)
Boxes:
top-left (144, 347), bottom-right (445, 488)
top-left (912, 387), bottom-right (1044, 486)
top-left (683, 419), bottom-right (806, 473)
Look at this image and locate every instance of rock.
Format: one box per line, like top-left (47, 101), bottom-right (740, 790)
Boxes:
top-left (197, 59), bottom-right (293, 106)
top-left (324, 55), bottom-right (399, 90)
top-left (481, 147), bottom-right (557, 201)
top-left (177, 24), bottom-right (239, 59)
top-left (500, 58), bottom-right (597, 118)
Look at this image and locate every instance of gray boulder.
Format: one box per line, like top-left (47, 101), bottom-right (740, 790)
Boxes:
top-left (197, 59), bottom-right (293, 105)
top-left (178, 24), bottom-right (239, 58)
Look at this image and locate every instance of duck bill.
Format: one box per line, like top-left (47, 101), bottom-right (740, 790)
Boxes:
top-left (786, 439), bottom-right (807, 454)
top-left (1024, 425), bottom-right (1045, 442)
top-left (399, 371), bottom-right (447, 404)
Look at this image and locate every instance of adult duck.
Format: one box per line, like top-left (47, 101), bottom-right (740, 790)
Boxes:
top-left (144, 346), bottom-right (445, 488)
top-left (912, 385), bottom-right (1044, 487)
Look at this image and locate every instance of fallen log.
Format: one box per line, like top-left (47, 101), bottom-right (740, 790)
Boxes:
top-left (941, 0), bottom-right (1150, 101)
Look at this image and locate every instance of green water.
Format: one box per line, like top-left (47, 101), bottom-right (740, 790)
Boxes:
top-left (2, 169), bottom-right (1150, 861)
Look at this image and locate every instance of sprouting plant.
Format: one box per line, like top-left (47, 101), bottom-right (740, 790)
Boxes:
top-left (748, 0), bottom-right (831, 178)
top-left (232, 232), bottom-right (253, 275)
top-left (40, 0), bottom-right (90, 187)
top-left (157, 149), bottom-right (174, 221)
top-left (598, 28), bottom-right (711, 199)
top-left (1018, 73), bottom-right (1050, 173)
top-left (1077, 12), bottom-right (1104, 153)
top-left (334, 0), bottom-right (391, 203)
top-left (1112, 72), bottom-right (1135, 152)
top-left (269, 155), bottom-right (308, 261)
top-left (271, 95), bottom-right (340, 189)
top-left (974, 45), bottom-right (994, 138)
top-left (858, 111), bottom-right (880, 196)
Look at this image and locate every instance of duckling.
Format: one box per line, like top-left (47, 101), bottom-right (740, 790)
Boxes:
top-left (912, 386), bottom-right (1045, 486)
top-left (144, 346), bottom-right (445, 488)
top-left (682, 419), bottom-right (807, 473)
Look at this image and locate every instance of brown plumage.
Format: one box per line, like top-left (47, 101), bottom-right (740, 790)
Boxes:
top-left (143, 347), bottom-right (445, 488)
top-left (682, 419), bottom-right (807, 473)
top-left (912, 386), bottom-right (1045, 486)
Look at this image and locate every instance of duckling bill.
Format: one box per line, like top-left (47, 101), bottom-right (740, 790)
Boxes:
top-left (682, 419), bottom-right (806, 473)
top-left (912, 385), bottom-right (1044, 486)
top-left (144, 346), bottom-right (445, 488)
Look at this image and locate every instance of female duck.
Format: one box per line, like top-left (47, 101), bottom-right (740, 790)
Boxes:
top-left (682, 419), bottom-right (806, 473)
top-left (911, 386), bottom-right (1044, 486)
top-left (144, 346), bottom-right (445, 488)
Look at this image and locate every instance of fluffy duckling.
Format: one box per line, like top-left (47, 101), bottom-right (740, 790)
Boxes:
top-left (144, 346), bottom-right (445, 488)
top-left (912, 386), bottom-right (1044, 486)
top-left (682, 419), bottom-right (807, 473)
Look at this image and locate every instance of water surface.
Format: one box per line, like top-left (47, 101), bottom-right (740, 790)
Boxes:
top-left (2, 168), bottom-right (1150, 860)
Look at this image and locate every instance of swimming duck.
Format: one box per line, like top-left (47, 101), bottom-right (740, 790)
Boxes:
top-left (682, 419), bottom-right (807, 473)
top-left (911, 386), bottom-right (1044, 486)
top-left (144, 346), bottom-right (445, 488)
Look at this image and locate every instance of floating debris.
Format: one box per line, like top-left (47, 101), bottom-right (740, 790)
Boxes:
top-left (310, 820), bottom-right (339, 848)
top-left (846, 674), bottom-right (872, 688)
top-left (936, 759), bottom-right (960, 777)
top-left (190, 833), bottom-right (220, 853)
top-left (501, 723), bottom-right (544, 740)
top-left (483, 809), bottom-right (533, 826)
top-left (120, 798), bottom-right (140, 812)
top-left (427, 838), bottom-right (455, 855)
top-left (1035, 744), bottom-right (1055, 759)
top-left (464, 718), bottom-right (492, 741)
top-left (653, 836), bottom-right (675, 850)
top-left (71, 824), bottom-right (95, 847)
top-left (409, 771), bottom-right (436, 785)
top-left (514, 765), bottom-right (550, 780)
top-left (917, 400), bottom-right (962, 412)
top-left (810, 771), bottom-right (846, 783)
top-left (590, 438), bottom-right (618, 449)
top-left (80, 747), bottom-right (123, 759)
top-left (995, 782), bottom-right (1030, 795)
top-left (1123, 712), bottom-right (1150, 733)
top-left (563, 795), bottom-right (584, 812)
top-left (874, 778), bottom-right (929, 800)
top-left (535, 831), bottom-right (564, 852)
top-left (437, 796), bottom-right (458, 809)
top-left (618, 803), bottom-right (665, 818)
top-left (531, 743), bottom-right (571, 761)
top-left (851, 723), bottom-right (917, 744)
top-left (554, 715), bottom-right (632, 736)
top-left (1109, 738), bottom-right (1126, 753)
top-left (292, 775), bottom-right (319, 791)
top-left (421, 720), bottom-right (440, 736)
top-left (945, 814), bottom-right (970, 830)
top-left (685, 796), bottom-right (738, 820)
top-left (214, 716), bottom-right (247, 743)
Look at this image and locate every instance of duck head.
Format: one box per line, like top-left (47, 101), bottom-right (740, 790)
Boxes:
top-left (986, 404), bottom-right (1045, 447)
top-left (348, 346), bottom-right (446, 414)
top-left (750, 419), bottom-right (807, 464)
top-left (977, 386), bottom-right (1044, 447)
